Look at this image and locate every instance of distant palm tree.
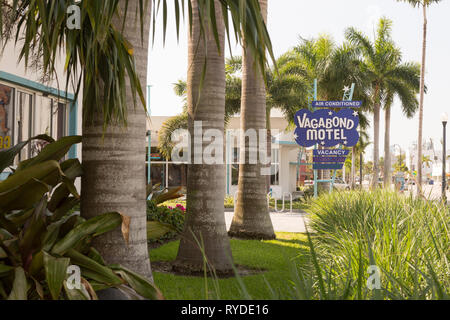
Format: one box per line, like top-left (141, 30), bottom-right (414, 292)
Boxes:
top-left (422, 155), bottom-right (432, 168)
top-left (346, 18), bottom-right (419, 189)
top-left (160, 55), bottom-right (309, 162)
top-left (383, 67), bottom-right (420, 188)
top-left (396, 0), bottom-right (442, 194)
top-left (293, 35), bottom-right (371, 189)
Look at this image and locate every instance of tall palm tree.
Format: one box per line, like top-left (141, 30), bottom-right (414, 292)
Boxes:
top-left (345, 18), bottom-right (418, 189)
top-left (229, 0), bottom-right (275, 240)
top-left (173, 0), bottom-right (232, 273)
top-left (396, 0), bottom-right (442, 194)
top-left (80, 0), bottom-right (154, 279)
top-left (382, 66), bottom-right (420, 188)
top-left (3, 0), bottom-right (154, 279)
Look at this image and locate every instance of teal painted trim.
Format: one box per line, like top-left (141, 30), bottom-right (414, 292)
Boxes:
top-left (274, 140), bottom-right (296, 145)
top-left (0, 71), bottom-right (79, 159)
top-left (68, 101), bottom-right (78, 159)
top-left (0, 172), bottom-right (11, 181)
top-left (0, 71), bottom-right (75, 100)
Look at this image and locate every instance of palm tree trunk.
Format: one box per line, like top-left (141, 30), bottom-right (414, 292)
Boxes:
top-left (417, 4), bottom-right (427, 196)
top-left (174, 0), bottom-right (233, 274)
top-left (372, 103), bottom-right (380, 189)
top-left (384, 106), bottom-right (391, 189)
top-left (229, 0), bottom-right (275, 240)
top-left (81, 0), bottom-right (152, 280)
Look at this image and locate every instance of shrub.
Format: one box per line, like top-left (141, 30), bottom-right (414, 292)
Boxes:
top-left (146, 201), bottom-right (185, 243)
top-left (224, 195), bottom-right (234, 208)
top-left (0, 135), bottom-right (161, 300)
top-left (302, 190), bottom-right (449, 299)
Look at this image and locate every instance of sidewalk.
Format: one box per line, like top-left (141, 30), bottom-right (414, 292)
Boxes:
top-left (224, 211), bottom-right (309, 233)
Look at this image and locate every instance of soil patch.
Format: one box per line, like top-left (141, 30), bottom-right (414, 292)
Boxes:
top-left (151, 260), bottom-right (266, 278)
top-left (148, 235), bottom-right (180, 249)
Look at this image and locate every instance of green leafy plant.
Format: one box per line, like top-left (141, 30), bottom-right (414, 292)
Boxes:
top-left (145, 184), bottom-right (184, 243)
top-left (0, 136), bottom-right (162, 300)
top-left (147, 184), bottom-right (184, 205)
top-left (146, 204), bottom-right (185, 244)
top-left (224, 195), bottom-right (234, 208)
top-left (304, 190), bottom-right (449, 299)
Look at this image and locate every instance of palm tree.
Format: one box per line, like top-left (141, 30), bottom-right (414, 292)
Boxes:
top-left (396, 0), bottom-right (442, 194)
top-left (173, 0), bottom-right (232, 273)
top-left (3, 0), bottom-right (154, 279)
top-left (228, 0), bottom-right (275, 240)
top-left (382, 65), bottom-right (420, 188)
top-left (80, 1), bottom-right (154, 279)
top-left (422, 155), bottom-right (432, 168)
top-left (158, 62), bottom-right (243, 159)
top-left (5, 0), bottom-right (274, 279)
top-left (345, 18), bottom-right (419, 189)
top-left (169, 0), bottom-right (275, 273)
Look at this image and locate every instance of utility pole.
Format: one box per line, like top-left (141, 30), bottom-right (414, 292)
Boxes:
top-left (360, 152), bottom-right (363, 190)
top-left (442, 113), bottom-right (448, 203)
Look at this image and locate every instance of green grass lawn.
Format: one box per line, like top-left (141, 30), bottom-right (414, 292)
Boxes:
top-left (149, 232), bottom-right (309, 300)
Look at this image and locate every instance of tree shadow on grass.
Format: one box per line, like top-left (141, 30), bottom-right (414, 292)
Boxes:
top-left (149, 235), bottom-right (311, 278)
top-left (149, 236), bottom-right (313, 299)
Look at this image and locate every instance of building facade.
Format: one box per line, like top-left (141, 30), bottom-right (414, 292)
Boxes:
top-left (147, 112), bottom-right (313, 199)
top-left (408, 139), bottom-right (449, 182)
top-left (0, 41), bottom-right (81, 180)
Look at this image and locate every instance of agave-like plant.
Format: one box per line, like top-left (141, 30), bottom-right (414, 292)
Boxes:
top-left (0, 136), bottom-right (162, 300)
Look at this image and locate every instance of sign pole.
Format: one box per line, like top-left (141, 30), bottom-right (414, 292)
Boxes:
top-left (330, 83), bottom-right (355, 192)
top-left (312, 79), bottom-right (319, 198)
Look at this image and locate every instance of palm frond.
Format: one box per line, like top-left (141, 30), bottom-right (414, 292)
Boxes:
top-left (158, 112), bottom-right (189, 159)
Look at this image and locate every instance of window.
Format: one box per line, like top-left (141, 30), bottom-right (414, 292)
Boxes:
top-left (0, 82), bottom-right (70, 164)
top-left (231, 147), bottom-right (239, 185)
top-left (150, 163), bottom-right (165, 188)
top-left (34, 96), bottom-right (52, 137)
top-left (168, 163), bottom-right (187, 188)
top-left (270, 148), bottom-right (280, 185)
top-left (14, 91), bottom-right (33, 161)
top-left (54, 102), bottom-right (68, 140)
top-left (0, 84), bottom-right (14, 151)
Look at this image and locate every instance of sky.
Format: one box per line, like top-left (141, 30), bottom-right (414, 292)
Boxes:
top-left (147, 0), bottom-right (450, 161)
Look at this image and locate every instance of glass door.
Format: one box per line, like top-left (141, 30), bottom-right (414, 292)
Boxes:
top-left (14, 91), bottom-right (33, 162)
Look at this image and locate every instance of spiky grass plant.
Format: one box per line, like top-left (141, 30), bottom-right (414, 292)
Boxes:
top-left (303, 190), bottom-right (449, 299)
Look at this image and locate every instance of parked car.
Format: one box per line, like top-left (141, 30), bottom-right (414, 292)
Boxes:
top-left (334, 178), bottom-right (350, 190)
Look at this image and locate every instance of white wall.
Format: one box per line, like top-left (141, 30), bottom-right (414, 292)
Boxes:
top-left (1, 41), bottom-right (83, 189)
